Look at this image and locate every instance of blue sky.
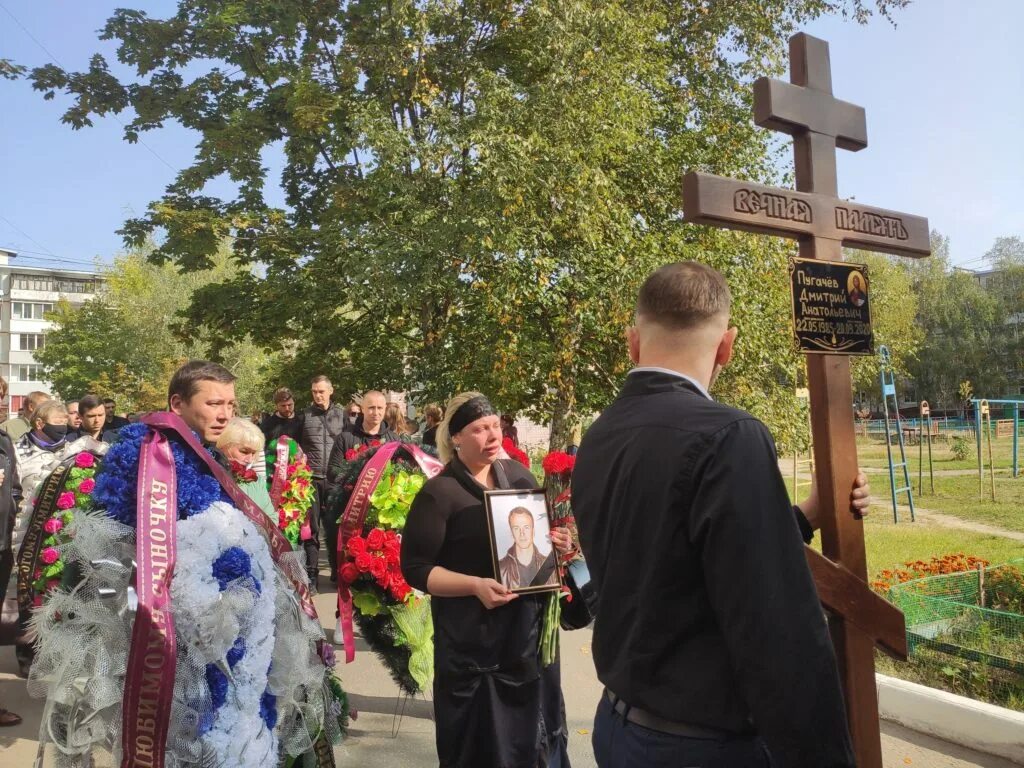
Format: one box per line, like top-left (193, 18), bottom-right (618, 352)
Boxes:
top-left (0, 0), bottom-right (1021, 271)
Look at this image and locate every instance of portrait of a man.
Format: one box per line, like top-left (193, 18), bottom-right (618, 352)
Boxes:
top-left (498, 507), bottom-right (557, 590)
top-left (485, 491), bottom-right (562, 594)
top-left (847, 271), bottom-right (867, 307)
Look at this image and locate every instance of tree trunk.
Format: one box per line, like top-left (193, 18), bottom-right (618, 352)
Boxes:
top-left (548, 383), bottom-right (578, 453)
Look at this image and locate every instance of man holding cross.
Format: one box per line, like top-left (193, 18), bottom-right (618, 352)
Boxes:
top-left (574, 261), bottom-right (870, 767)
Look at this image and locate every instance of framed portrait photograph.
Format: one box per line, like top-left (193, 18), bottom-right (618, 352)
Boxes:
top-left (484, 488), bottom-right (563, 595)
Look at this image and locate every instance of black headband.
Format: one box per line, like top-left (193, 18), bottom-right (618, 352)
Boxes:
top-left (448, 396), bottom-right (496, 436)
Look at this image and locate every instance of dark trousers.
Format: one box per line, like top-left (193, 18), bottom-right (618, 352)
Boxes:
top-left (592, 694), bottom-right (771, 768)
top-left (313, 478), bottom-right (339, 581)
top-left (301, 479), bottom-right (322, 585)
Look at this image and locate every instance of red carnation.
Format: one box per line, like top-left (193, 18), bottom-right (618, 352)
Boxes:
top-left (542, 452), bottom-right (575, 476)
top-left (366, 528), bottom-right (386, 551)
top-left (354, 552), bottom-right (374, 572)
top-left (370, 556), bottom-right (388, 581)
top-left (347, 536), bottom-right (367, 556)
top-left (345, 449), bottom-right (358, 461)
top-left (502, 438), bottom-right (530, 468)
top-left (384, 540), bottom-right (401, 561)
top-left (340, 563), bottom-right (360, 585)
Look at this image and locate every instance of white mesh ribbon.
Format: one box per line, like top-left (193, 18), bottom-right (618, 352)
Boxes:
top-left (29, 503), bottom-right (337, 768)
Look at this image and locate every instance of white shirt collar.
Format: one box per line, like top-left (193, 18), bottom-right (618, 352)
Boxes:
top-left (628, 366), bottom-right (713, 400)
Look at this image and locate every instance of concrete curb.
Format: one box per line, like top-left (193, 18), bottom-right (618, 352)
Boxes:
top-left (877, 673), bottom-right (1024, 763)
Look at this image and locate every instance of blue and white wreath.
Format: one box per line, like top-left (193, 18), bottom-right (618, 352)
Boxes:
top-left (173, 502), bottom-right (278, 766)
top-left (28, 429), bottom-right (343, 768)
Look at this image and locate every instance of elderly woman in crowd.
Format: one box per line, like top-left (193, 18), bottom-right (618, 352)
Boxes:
top-left (401, 392), bottom-right (573, 767)
top-left (216, 416), bottom-right (274, 519)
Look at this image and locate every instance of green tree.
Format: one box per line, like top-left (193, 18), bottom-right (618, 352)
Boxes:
top-left (35, 247), bottom-right (277, 413)
top-left (846, 250), bottom-right (922, 401)
top-left (24, 0), bottom-right (906, 448)
top-left (903, 233), bottom-right (1006, 408)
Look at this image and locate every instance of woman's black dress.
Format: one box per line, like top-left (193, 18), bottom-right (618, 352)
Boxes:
top-left (401, 457), bottom-right (569, 768)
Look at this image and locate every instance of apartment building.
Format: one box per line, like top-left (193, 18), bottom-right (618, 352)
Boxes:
top-left (0, 247), bottom-right (101, 416)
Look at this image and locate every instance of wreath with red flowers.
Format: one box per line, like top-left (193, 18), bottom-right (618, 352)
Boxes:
top-left (265, 438), bottom-right (315, 549)
top-left (22, 450), bottom-right (101, 607)
top-left (328, 438), bottom-right (438, 695)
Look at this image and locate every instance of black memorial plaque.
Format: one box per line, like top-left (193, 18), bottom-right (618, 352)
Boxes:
top-left (790, 256), bottom-right (873, 355)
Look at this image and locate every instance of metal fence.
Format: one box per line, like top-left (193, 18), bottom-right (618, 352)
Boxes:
top-left (887, 560), bottom-right (1024, 710)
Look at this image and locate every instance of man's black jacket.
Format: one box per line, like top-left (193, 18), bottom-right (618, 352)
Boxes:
top-left (572, 370), bottom-right (854, 767)
top-left (326, 422), bottom-right (399, 487)
top-left (299, 403), bottom-right (347, 479)
top-left (260, 413), bottom-right (303, 445)
top-left (0, 429), bottom-right (22, 554)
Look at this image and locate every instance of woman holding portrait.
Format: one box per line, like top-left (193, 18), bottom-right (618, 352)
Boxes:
top-left (401, 392), bottom-right (572, 768)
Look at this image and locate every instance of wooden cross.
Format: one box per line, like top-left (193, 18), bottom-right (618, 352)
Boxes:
top-left (683, 33), bottom-right (930, 768)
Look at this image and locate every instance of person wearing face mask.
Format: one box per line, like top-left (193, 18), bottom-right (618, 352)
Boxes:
top-left (401, 392), bottom-right (574, 768)
top-left (572, 262), bottom-right (872, 768)
top-left (217, 417), bottom-right (274, 520)
top-left (13, 401), bottom-right (109, 506)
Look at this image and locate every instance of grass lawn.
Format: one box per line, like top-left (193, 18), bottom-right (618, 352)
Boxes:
top-left (911, 474), bottom-right (1024, 534)
top-left (853, 434), bottom-right (1021, 473)
top-left (785, 478), bottom-right (1023, 577)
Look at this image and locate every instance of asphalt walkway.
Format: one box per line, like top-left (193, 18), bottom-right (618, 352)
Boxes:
top-left (2, 585), bottom-right (1020, 767)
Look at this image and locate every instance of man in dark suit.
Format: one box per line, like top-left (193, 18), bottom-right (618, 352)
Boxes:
top-left (573, 261), bottom-right (867, 767)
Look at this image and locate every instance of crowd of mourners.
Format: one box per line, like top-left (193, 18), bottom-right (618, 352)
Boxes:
top-left (0, 375), bottom-right (521, 730)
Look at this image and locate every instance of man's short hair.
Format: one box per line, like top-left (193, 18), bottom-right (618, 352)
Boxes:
top-left (273, 387), bottom-right (294, 404)
top-left (79, 394), bottom-right (103, 413)
top-left (508, 506), bottom-right (534, 525)
top-left (168, 360), bottom-right (237, 404)
top-left (636, 261), bottom-right (731, 330)
top-left (362, 390), bottom-right (386, 402)
top-left (102, 397), bottom-right (115, 406)
top-left (311, 375), bottom-right (332, 387)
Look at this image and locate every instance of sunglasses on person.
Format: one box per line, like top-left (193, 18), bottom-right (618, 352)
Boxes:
top-left (348, 411), bottom-right (359, 418)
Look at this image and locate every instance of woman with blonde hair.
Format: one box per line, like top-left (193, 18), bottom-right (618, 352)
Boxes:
top-left (216, 417), bottom-right (274, 519)
top-left (401, 392), bottom-right (573, 767)
top-left (384, 401), bottom-right (410, 437)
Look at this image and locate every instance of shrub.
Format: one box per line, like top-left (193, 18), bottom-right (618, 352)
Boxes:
top-left (950, 436), bottom-right (971, 461)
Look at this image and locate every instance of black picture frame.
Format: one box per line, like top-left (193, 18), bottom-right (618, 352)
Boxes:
top-left (483, 488), bottom-right (563, 595)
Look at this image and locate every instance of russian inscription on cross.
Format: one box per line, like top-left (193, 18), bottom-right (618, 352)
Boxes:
top-left (683, 32), bottom-right (930, 768)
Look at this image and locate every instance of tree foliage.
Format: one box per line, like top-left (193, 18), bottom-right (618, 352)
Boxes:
top-left (35, 248), bottom-right (276, 413)
top-left (24, 0), bottom-right (907, 447)
top-left (898, 234), bottom-right (1006, 409)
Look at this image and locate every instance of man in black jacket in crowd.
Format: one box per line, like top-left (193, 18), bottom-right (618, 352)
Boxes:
top-left (573, 261), bottom-right (864, 768)
top-left (299, 376), bottom-right (347, 589)
top-left (327, 391), bottom-right (398, 484)
top-left (260, 387), bottom-right (303, 444)
top-left (325, 390), bottom-right (397, 582)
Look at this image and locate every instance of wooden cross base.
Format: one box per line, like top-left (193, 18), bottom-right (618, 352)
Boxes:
top-left (683, 32), bottom-right (928, 768)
